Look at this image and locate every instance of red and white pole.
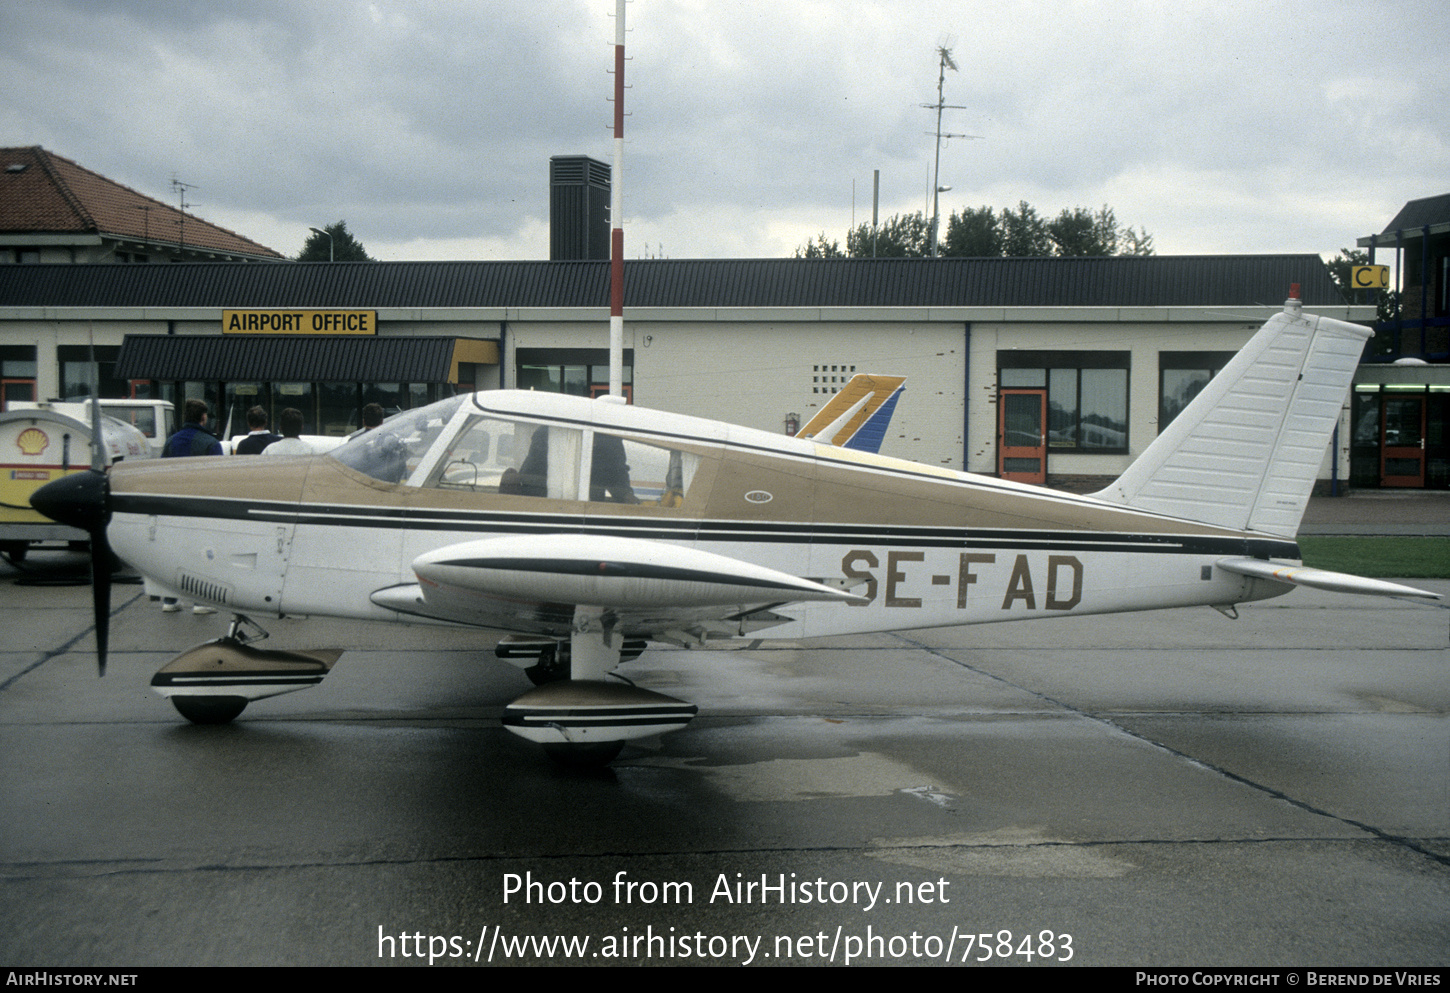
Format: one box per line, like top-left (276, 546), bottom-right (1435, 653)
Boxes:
top-left (608, 0), bottom-right (626, 399)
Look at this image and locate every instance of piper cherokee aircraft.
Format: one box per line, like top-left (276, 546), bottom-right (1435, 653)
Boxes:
top-left (30, 296), bottom-right (1438, 765)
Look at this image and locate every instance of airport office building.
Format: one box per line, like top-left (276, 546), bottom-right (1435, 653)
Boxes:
top-left (0, 255), bottom-right (1387, 490)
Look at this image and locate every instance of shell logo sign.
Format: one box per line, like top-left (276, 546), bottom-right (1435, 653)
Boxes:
top-left (16, 427), bottom-right (49, 457)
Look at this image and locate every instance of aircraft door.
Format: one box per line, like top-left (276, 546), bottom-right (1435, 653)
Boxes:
top-left (1381, 396), bottom-right (1426, 487)
top-left (999, 389), bottom-right (1047, 485)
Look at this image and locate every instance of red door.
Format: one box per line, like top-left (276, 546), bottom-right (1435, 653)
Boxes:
top-left (999, 389), bottom-right (1047, 484)
top-left (1381, 396), bottom-right (1426, 487)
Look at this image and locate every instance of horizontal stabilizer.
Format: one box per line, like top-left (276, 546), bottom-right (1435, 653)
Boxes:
top-left (1217, 557), bottom-right (1440, 600)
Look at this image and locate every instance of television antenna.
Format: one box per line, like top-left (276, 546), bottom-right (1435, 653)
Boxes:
top-left (171, 176), bottom-right (198, 254)
top-left (921, 46), bottom-right (980, 257)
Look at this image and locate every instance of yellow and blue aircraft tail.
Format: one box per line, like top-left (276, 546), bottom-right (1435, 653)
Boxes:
top-left (798, 374), bottom-right (906, 454)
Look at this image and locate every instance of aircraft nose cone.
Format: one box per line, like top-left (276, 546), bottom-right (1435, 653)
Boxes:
top-left (31, 470), bottom-right (110, 533)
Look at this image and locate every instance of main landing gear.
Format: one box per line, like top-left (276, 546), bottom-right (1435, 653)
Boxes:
top-left (494, 613), bottom-right (696, 768)
top-left (152, 613), bottom-right (697, 770)
top-left (150, 615), bottom-right (342, 725)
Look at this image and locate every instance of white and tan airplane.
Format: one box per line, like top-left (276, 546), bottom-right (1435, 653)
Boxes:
top-left (30, 297), bottom-right (1438, 765)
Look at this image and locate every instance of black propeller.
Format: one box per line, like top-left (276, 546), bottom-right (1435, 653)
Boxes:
top-left (29, 405), bottom-right (114, 675)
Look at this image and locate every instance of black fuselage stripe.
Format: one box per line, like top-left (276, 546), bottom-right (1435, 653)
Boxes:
top-left (436, 557), bottom-right (819, 592)
top-left (112, 494), bottom-right (1300, 558)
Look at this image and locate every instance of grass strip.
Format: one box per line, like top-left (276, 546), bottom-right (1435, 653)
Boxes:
top-left (1295, 536), bottom-right (1450, 579)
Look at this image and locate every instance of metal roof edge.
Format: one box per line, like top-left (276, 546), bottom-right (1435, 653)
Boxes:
top-left (1, 302), bottom-right (1375, 324)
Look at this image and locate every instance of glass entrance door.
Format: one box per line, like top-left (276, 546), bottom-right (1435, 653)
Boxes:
top-left (999, 389), bottom-right (1047, 484)
top-left (1381, 396), bottom-right (1426, 487)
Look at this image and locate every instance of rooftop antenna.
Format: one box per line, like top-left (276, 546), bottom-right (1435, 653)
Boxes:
top-left (171, 176), bottom-right (198, 256)
top-left (920, 46), bottom-right (979, 257)
top-left (872, 169), bottom-right (880, 257)
top-left (606, 0), bottom-right (629, 399)
top-left (134, 204), bottom-right (155, 244)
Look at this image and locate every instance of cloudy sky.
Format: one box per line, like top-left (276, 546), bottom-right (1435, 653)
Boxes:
top-left (3, 0), bottom-right (1445, 263)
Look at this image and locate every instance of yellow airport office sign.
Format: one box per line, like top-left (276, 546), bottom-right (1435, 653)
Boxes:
top-left (223, 309), bottom-right (377, 335)
top-left (1351, 265), bottom-right (1390, 290)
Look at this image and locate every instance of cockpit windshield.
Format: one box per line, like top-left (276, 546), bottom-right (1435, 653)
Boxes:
top-left (329, 394), bottom-right (467, 483)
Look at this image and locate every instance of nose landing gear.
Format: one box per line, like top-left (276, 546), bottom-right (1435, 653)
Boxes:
top-left (151, 615), bottom-right (342, 725)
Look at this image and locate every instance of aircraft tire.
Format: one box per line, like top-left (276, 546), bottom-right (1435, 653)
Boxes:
top-left (172, 696), bottom-right (247, 725)
top-left (524, 661), bottom-right (568, 686)
top-left (542, 740), bottom-right (624, 768)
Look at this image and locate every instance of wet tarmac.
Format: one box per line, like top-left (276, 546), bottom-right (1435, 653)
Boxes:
top-left (1, 549), bottom-right (1447, 967)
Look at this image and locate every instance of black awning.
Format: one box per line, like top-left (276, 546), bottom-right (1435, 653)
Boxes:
top-left (114, 335), bottom-right (489, 382)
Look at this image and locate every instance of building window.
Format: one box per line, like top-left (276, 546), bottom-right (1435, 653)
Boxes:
top-left (57, 345), bottom-right (125, 399)
top-left (1159, 351), bottom-right (1236, 431)
top-left (1, 346), bottom-right (37, 411)
top-left (998, 352), bottom-right (1129, 452)
top-left (516, 348), bottom-right (633, 399)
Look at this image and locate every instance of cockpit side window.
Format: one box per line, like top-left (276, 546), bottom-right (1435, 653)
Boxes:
top-left (330, 394), bottom-right (467, 484)
top-left (588, 432), bottom-right (699, 507)
top-left (421, 414), bottom-right (582, 500)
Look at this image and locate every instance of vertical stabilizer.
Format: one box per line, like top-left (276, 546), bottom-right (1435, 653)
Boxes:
top-left (799, 374), bottom-right (906, 453)
top-left (1091, 304), bottom-right (1371, 537)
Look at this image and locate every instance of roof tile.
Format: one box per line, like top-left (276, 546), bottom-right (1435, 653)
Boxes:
top-left (0, 146), bottom-right (283, 259)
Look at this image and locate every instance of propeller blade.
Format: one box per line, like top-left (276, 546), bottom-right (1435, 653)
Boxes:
top-left (90, 526), bottom-right (113, 675)
top-left (30, 469), bottom-right (113, 676)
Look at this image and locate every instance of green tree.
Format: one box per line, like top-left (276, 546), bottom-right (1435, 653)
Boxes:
top-left (795, 201), bottom-right (1154, 259)
top-left (942, 206), bottom-right (1002, 257)
top-left (1118, 226), bottom-right (1155, 257)
top-left (998, 201), bottom-right (1054, 257)
top-left (794, 232), bottom-right (845, 259)
top-left (297, 220), bottom-right (374, 261)
top-left (1046, 205), bottom-right (1120, 256)
top-left (845, 212), bottom-right (934, 257)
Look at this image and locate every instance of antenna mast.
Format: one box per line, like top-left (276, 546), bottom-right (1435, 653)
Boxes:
top-left (921, 47), bottom-right (973, 258)
top-left (171, 176), bottom-right (198, 256)
top-left (608, 0), bottom-right (627, 398)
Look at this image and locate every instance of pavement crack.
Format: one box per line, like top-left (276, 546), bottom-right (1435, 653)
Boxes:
top-left (889, 632), bottom-right (1450, 871)
top-left (0, 590), bottom-right (144, 694)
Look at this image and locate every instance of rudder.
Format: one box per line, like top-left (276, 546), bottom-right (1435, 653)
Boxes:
top-left (1091, 301), bottom-right (1371, 537)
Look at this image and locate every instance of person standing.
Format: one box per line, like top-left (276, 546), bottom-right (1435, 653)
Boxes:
top-left (161, 398), bottom-right (222, 458)
top-left (262, 408), bottom-right (313, 455)
top-left (235, 406), bottom-right (282, 455)
top-left (159, 399), bottom-right (220, 613)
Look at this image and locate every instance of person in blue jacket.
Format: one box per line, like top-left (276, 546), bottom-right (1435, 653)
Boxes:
top-left (162, 399), bottom-right (222, 458)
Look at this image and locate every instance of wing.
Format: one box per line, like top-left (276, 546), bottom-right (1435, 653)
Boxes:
top-left (370, 533), bottom-right (865, 642)
top-left (1216, 557), bottom-right (1439, 600)
top-left (798, 374), bottom-right (905, 453)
